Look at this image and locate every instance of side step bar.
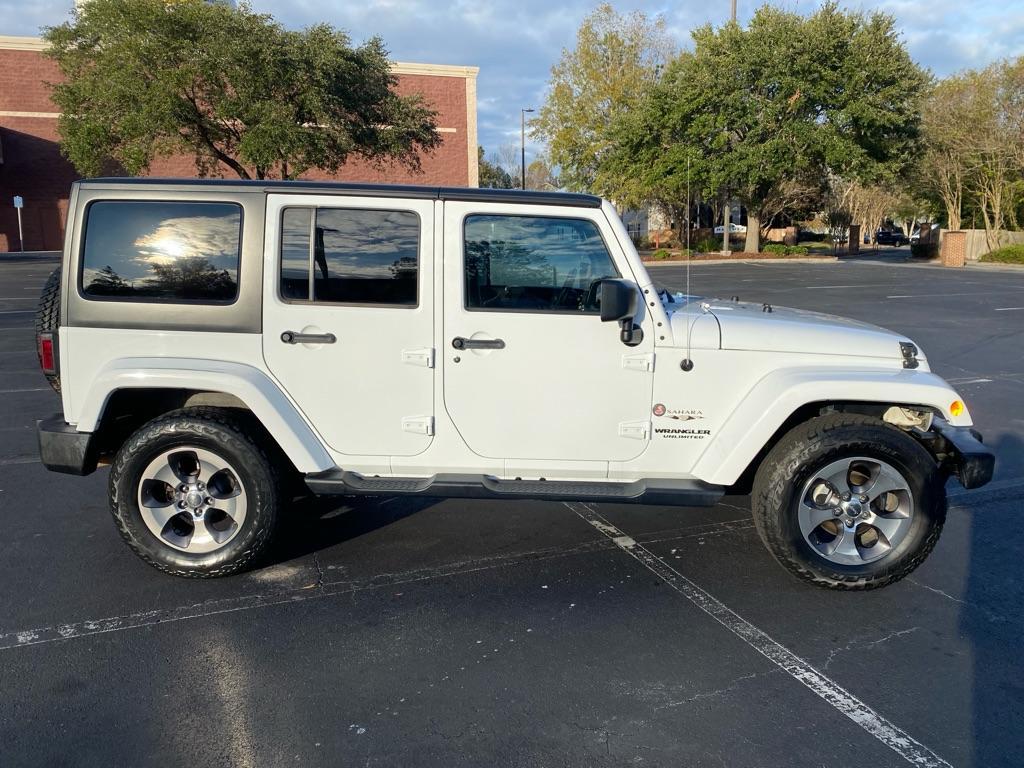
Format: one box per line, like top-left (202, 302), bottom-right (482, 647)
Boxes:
top-left (304, 470), bottom-right (724, 507)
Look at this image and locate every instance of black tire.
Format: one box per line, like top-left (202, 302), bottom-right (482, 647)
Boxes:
top-left (35, 266), bottom-right (61, 393)
top-left (109, 407), bottom-right (281, 578)
top-left (751, 413), bottom-right (945, 590)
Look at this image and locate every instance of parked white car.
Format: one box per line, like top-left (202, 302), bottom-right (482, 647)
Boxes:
top-left (36, 179), bottom-right (993, 588)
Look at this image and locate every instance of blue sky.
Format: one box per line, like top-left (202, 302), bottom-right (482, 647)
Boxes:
top-left (6, 1), bottom-right (1023, 164)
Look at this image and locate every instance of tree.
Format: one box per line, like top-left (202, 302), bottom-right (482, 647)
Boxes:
top-left (831, 179), bottom-right (901, 242)
top-left (964, 61), bottom-right (1024, 250)
top-left (525, 158), bottom-right (560, 191)
top-left (44, 0), bottom-right (440, 180)
top-left (492, 144), bottom-right (523, 188)
top-left (917, 74), bottom-right (981, 230)
top-left (86, 264), bottom-right (130, 295)
top-left (532, 3), bottom-right (674, 197)
top-left (478, 147), bottom-right (515, 189)
top-left (599, 3), bottom-right (928, 252)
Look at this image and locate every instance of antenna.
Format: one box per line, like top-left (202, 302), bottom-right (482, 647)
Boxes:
top-left (681, 154), bottom-right (695, 372)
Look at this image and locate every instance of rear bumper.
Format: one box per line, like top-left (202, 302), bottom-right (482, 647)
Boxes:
top-left (927, 417), bottom-right (995, 490)
top-left (37, 413), bottom-right (97, 476)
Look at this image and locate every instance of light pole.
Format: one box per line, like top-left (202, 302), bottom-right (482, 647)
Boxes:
top-left (521, 108), bottom-right (534, 190)
top-left (722, 0), bottom-right (737, 255)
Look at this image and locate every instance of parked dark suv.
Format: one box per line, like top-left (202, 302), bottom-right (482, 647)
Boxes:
top-left (875, 229), bottom-right (910, 246)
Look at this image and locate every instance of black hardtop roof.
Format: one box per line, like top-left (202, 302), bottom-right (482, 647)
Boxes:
top-left (78, 177), bottom-right (603, 209)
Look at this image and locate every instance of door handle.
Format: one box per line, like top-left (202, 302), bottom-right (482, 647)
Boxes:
top-left (281, 331), bottom-right (336, 345)
top-left (452, 336), bottom-right (505, 350)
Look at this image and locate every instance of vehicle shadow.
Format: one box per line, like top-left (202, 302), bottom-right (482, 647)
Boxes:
top-left (270, 493), bottom-right (441, 564)
top-left (967, 431), bottom-right (1024, 766)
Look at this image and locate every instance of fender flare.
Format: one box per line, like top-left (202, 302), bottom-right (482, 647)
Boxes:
top-left (691, 367), bottom-right (971, 486)
top-left (75, 357), bottom-right (334, 473)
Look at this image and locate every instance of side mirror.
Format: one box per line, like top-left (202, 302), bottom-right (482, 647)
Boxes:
top-left (600, 279), bottom-right (638, 322)
top-left (599, 279), bottom-right (644, 347)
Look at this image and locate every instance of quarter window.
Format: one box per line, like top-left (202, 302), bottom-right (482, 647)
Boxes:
top-left (81, 201), bottom-right (241, 302)
top-left (463, 215), bottom-right (618, 312)
top-left (279, 208), bottom-right (420, 306)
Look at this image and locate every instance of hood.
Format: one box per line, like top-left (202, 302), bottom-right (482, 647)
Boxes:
top-left (703, 299), bottom-right (918, 362)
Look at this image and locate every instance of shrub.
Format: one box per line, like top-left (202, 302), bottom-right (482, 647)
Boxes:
top-left (694, 236), bottom-right (720, 253)
top-left (762, 244), bottom-right (810, 256)
top-left (980, 244), bottom-right (1024, 264)
top-left (652, 248), bottom-right (672, 260)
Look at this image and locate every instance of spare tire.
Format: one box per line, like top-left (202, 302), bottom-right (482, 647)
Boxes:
top-left (35, 266), bottom-right (61, 393)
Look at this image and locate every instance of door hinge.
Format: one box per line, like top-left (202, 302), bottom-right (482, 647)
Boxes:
top-left (402, 416), bottom-right (435, 436)
top-left (622, 352), bottom-right (655, 372)
top-left (402, 347), bottom-right (435, 368)
top-left (618, 420), bottom-right (651, 440)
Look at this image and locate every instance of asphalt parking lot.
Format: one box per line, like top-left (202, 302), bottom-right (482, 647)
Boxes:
top-left (1, 253), bottom-right (1022, 767)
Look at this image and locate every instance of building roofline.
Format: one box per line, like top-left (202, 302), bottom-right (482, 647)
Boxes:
top-left (0, 35), bottom-right (48, 51)
top-left (77, 178), bottom-right (601, 208)
top-left (0, 35), bottom-right (479, 79)
top-left (391, 62), bottom-right (478, 79)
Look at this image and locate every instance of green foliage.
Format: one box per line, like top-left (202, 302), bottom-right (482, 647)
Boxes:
top-left (44, 0), bottom-right (440, 179)
top-left (599, 2), bottom-right (928, 251)
top-left (762, 244), bottom-right (809, 255)
top-left (651, 248), bottom-right (672, 260)
top-left (980, 244), bottom-right (1024, 264)
top-left (694, 235), bottom-right (720, 253)
top-left (532, 3), bottom-right (674, 195)
top-left (914, 58), bottom-right (1024, 249)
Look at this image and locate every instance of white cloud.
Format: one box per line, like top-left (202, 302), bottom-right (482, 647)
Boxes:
top-left (6, 0), bottom-right (1022, 159)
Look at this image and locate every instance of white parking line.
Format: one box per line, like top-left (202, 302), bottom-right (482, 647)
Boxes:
top-left (994, 307), bottom-right (1024, 311)
top-left (887, 292), bottom-right (984, 299)
top-left (564, 501), bottom-right (952, 768)
top-left (0, 310), bottom-right (33, 315)
top-left (0, 538), bottom-right (627, 652)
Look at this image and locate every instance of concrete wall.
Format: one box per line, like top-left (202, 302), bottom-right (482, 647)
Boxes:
top-left (956, 229), bottom-right (1024, 261)
top-left (0, 35), bottom-right (479, 251)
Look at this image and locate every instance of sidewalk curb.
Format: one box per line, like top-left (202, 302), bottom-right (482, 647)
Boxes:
top-left (643, 256), bottom-right (838, 266)
top-left (0, 251), bottom-right (60, 263)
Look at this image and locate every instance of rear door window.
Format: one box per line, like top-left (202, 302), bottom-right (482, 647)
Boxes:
top-left (279, 208), bottom-right (420, 306)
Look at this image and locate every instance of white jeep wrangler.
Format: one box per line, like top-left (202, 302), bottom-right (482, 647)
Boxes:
top-left (36, 178), bottom-right (993, 588)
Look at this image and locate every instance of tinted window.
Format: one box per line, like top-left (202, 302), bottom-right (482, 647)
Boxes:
top-left (280, 208), bottom-right (311, 300)
top-left (81, 201), bottom-right (241, 302)
top-left (279, 208), bottom-right (419, 305)
top-left (464, 215), bottom-right (617, 311)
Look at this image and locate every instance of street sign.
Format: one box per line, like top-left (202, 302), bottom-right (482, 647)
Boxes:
top-left (13, 195), bottom-right (24, 252)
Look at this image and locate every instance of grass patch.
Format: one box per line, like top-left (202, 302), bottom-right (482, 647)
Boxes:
top-left (981, 244), bottom-right (1024, 264)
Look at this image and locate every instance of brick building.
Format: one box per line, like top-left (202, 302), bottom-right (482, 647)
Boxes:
top-left (0, 34), bottom-right (479, 251)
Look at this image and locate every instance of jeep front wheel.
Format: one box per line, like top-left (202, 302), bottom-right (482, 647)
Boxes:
top-left (751, 414), bottom-right (945, 590)
top-left (109, 408), bottom-right (280, 577)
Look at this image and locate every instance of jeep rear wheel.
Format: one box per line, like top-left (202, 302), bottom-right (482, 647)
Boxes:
top-left (109, 408), bottom-right (280, 577)
top-left (751, 413), bottom-right (945, 590)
